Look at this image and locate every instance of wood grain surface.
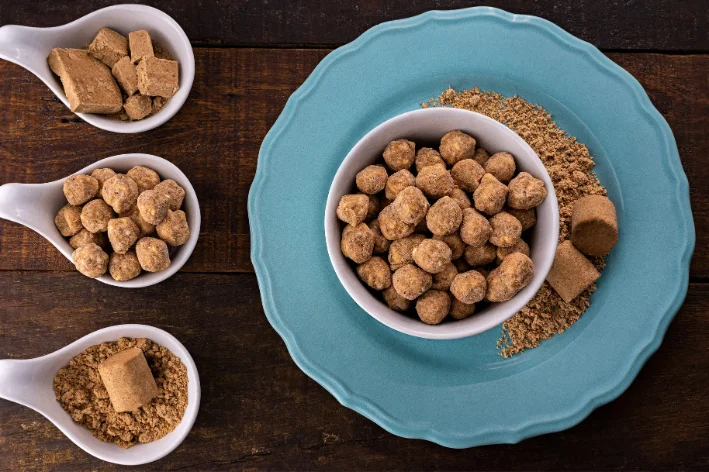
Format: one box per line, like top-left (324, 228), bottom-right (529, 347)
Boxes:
top-left (0, 1), bottom-right (707, 470)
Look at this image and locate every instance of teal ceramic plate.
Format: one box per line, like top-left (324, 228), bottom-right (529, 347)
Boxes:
top-left (248, 7), bottom-right (694, 447)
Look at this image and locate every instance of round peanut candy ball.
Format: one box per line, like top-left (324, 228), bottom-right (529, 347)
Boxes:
top-left (385, 169), bottom-right (415, 201)
top-left (505, 206), bottom-right (536, 231)
top-left (507, 172), bottom-right (547, 210)
top-left (412, 239), bottom-right (452, 274)
top-left (450, 186), bottom-right (472, 209)
top-left (154, 179), bottom-right (185, 211)
top-left (464, 242), bottom-right (496, 266)
top-left (109, 251), bottom-right (142, 281)
top-left (415, 147), bottom-right (445, 173)
top-left (472, 148), bottom-right (490, 166)
top-left (157, 209), bottom-right (190, 247)
top-left (368, 220), bottom-right (390, 255)
top-left (102, 174), bottom-right (139, 214)
top-left (72, 243), bottom-right (108, 278)
top-left (377, 204), bottom-right (415, 241)
top-left (473, 173), bottom-right (508, 215)
top-left (55, 204), bottom-right (83, 237)
top-left (356, 165), bottom-right (388, 195)
top-left (451, 159), bottom-right (485, 192)
top-left (392, 264), bottom-right (432, 300)
top-left (70, 229), bottom-right (108, 250)
top-left (341, 223), bottom-right (374, 264)
top-left (127, 166), bottom-right (161, 193)
top-left (108, 217), bottom-right (140, 254)
top-left (496, 239), bottom-right (530, 264)
top-left (383, 139), bottom-right (415, 171)
top-left (440, 130), bottom-right (476, 166)
top-left (121, 206), bottom-right (155, 236)
top-left (356, 256), bottom-right (392, 291)
top-left (433, 232), bottom-right (465, 260)
top-left (415, 164), bottom-right (454, 199)
top-left (416, 290), bottom-right (451, 325)
top-left (382, 285), bottom-right (411, 312)
top-left (489, 212), bottom-right (522, 248)
top-left (426, 196), bottom-right (462, 236)
top-left (80, 199), bottom-right (114, 233)
top-left (136, 237), bottom-right (171, 272)
top-left (486, 252), bottom-right (534, 302)
top-left (451, 270), bottom-right (487, 304)
top-left (90, 168), bottom-right (116, 194)
top-left (336, 193), bottom-right (369, 226)
top-left (460, 207), bottom-right (492, 247)
top-left (63, 174), bottom-right (99, 206)
top-left (138, 189), bottom-right (170, 226)
top-left (392, 186), bottom-right (429, 225)
top-left (449, 298), bottom-right (476, 320)
top-left (388, 234), bottom-right (425, 270)
top-left (484, 152), bottom-right (516, 184)
top-left (366, 195), bottom-right (380, 221)
top-left (431, 262), bottom-right (457, 291)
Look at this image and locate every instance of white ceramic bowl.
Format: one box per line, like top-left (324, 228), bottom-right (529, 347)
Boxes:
top-left (325, 108), bottom-right (559, 340)
top-left (0, 4), bottom-right (194, 133)
top-left (0, 153), bottom-right (201, 288)
top-left (0, 324), bottom-right (200, 465)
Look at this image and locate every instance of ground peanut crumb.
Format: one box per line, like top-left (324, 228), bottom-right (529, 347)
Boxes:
top-left (426, 88), bottom-right (607, 357)
top-left (53, 337), bottom-right (188, 448)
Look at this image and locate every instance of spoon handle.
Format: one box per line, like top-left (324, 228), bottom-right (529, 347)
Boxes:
top-left (0, 359), bottom-right (50, 409)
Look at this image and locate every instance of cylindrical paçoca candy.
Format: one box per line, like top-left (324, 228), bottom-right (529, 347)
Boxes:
top-left (98, 347), bottom-right (158, 413)
top-left (571, 195), bottom-right (618, 256)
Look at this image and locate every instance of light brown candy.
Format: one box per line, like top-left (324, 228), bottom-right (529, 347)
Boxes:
top-left (109, 251), bottom-right (142, 282)
top-left (496, 239), bottom-right (530, 264)
top-left (112, 56), bottom-right (139, 95)
top-left (81, 199), bottom-right (114, 233)
top-left (451, 159), bottom-right (485, 192)
top-left (108, 217), bottom-right (140, 254)
top-left (128, 30), bottom-right (155, 63)
top-left (426, 196), bottom-right (462, 236)
top-left (473, 173), bottom-right (508, 215)
top-left (102, 174), bottom-right (139, 214)
top-left (156, 209), bottom-right (190, 246)
top-left (55, 204), bottom-right (84, 237)
top-left (378, 204), bottom-right (415, 240)
top-left (368, 220), bottom-right (390, 255)
top-left (416, 290), bottom-right (451, 325)
top-left (459, 208), bottom-right (492, 247)
top-left (546, 240), bottom-right (600, 303)
top-left (98, 347), bottom-right (158, 413)
top-left (449, 298), bottom-right (476, 320)
top-left (388, 234), bottom-right (425, 270)
top-left (472, 148), bottom-right (490, 166)
top-left (136, 237), bottom-right (171, 272)
top-left (137, 56), bottom-right (179, 98)
top-left (87, 28), bottom-right (128, 68)
top-left (63, 174), bottom-right (99, 206)
top-left (341, 223), bottom-right (374, 264)
top-left (90, 168), bottom-right (116, 194)
top-left (440, 130), bottom-right (476, 166)
top-left (484, 152), bottom-right (516, 183)
top-left (415, 147), bottom-right (445, 172)
top-left (485, 252), bottom-right (534, 302)
top-left (123, 94), bottom-right (152, 120)
top-left (489, 212), bottom-right (522, 248)
top-left (385, 169), bottom-right (415, 201)
top-left (412, 239), bottom-right (452, 274)
top-left (356, 256), bottom-right (392, 290)
top-left (415, 164), bottom-right (454, 199)
top-left (392, 264), bottom-right (432, 300)
top-left (431, 262), bottom-right (457, 291)
top-left (121, 206), bottom-right (155, 237)
top-left (507, 172), bottom-right (547, 210)
top-left (451, 270), bottom-right (487, 304)
top-left (127, 166), bottom-right (161, 193)
top-left (69, 229), bottom-right (108, 250)
top-left (464, 242), bottom-right (496, 266)
top-left (571, 195), bottom-right (618, 256)
top-left (72, 243), bottom-right (109, 278)
top-left (336, 193), bottom-right (369, 226)
top-left (154, 179), bottom-right (185, 211)
top-left (432, 232), bottom-right (465, 260)
top-left (356, 165), bottom-right (388, 194)
top-left (392, 186), bottom-right (429, 225)
top-left (505, 207), bottom-right (536, 231)
top-left (138, 189), bottom-right (170, 226)
top-left (382, 285), bottom-right (411, 312)
top-left (450, 187), bottom-right (472, 209)
top-left (383, 139), bottom-right (415, 171)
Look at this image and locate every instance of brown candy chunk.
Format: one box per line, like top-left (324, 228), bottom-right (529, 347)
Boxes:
top-left (432, 232), bottom-right (465, 260)
top-left (431, 262), bottom-right (458, 291)
top-left (72, 243), bottom-right (109, 278)
top-left (449, 298), bottom-right (476, 320)
top-left (416, 290), bottom-right (451, 325)
top-left (496, 239), bottom-right (530, 264)
top-left (385, 169), bottom-right (416, 201)
top-left (459, 207), bottom-right (492, 247)
top-left (102, 174), bottom-right (139, 214)
top-left (107, 217), bottom-right (140, 254)
top-left (485, 252), bottom-right (534, 302)
top-left (546, 240), bottom-right (600, 303)
top-left (368, 220), bottom-right (391, 255)
top-left (464, 242), bottom-right (497, 267)
top-left (484, 152), bottom-right (516, 183)
top-left (64, 174), bottom-right (99, 206)
top-left (357, 256), bottom-right (392, 290)
top-left (472, 148), bottom-right (490, 166)
top-left (98, 347), bottom-right (158, 413)
top-left (356, 165), bottom-right (388, 194)
top-left (138, 189), bottom-right (170, 226)
top-left (382, 285), bottom-right (411, 312)
top-left (156, 209), bottom-right (190, 247)
top-left (377, 204), bottom-right (415, 241)
top-left (415, 147), bottom-right (445, 172)
top-left (440, 130), bottom-right (476, 166)
top-left (55, 205), bottom-right (84, 237)
top-left (388, 234), bottom-right (425, 270)
top-left (571, 195), bottom-right (618, 256)
top-left (336, 193), bottom-right (369, 226)
top-left (90, 168), bottom-right (116, 194)
top-left (70, 229), bottom-right (108, 250)
top-left (489, 212), bottom-right (522, 248)
top-left (415, 164), bottom-right (454, 199)
top-left (426, 196), bottom-right (462, 236)
top-left (412, 239), bottom-right (452, 274)
top-left (109, 251), bottom-right (142, 281)
top-left (81, 199), bottom-right (114, 233)
top-left (505, 207), bottom-right (536, 231)
top-left (450, 186), bottom-right (472, 209)
top-left (473, 173), bottom-right (508, 215)
top-left (507, 172), bottom-right (547, 210)
top-left (451, 270), bottom-right (487, 304)
top-left (154, 179), bottom-right (185, 211)
top-left (392, 264), bottom-right (432, 300)
top-left (341, 223), bottom-right (375, 263)
top-left (88, 28), bottom-right (128, 68)
top-left (392, 186), bottom-right (429, 225)
top-left (451, 159), bottom-right (485, 192)
top-left (383, 139), bottom-right (415, 171)
top-left (136, 237), bottom-right (171, 272)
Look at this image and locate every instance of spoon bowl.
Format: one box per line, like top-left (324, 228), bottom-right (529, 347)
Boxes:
top-left (0, 324), bottom-right (200, 465)
top-left (0, 4), bottom-right (194, 133)
top-left (0, 153), bottom-right (201, 288)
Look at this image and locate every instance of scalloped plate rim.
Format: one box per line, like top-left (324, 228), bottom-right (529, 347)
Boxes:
top-left (248, 6), bottom-right (695, 448)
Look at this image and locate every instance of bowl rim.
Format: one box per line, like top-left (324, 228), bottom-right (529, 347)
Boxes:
top-left (324, 107), bottom-right (559, 340)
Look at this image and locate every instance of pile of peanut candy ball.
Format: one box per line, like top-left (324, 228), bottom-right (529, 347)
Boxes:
top-left (337, 130), bottom-right (548, 325)
top-left (54, 166), bottom-right (190, 281)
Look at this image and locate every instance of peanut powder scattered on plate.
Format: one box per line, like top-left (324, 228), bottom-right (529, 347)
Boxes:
top-left (53, 337), bottom-right (188, 448)
top-left (426, 88), bottom-right (607, 357)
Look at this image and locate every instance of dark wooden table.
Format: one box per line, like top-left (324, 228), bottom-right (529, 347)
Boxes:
top-left (0, 1), bottom-right (707, 470)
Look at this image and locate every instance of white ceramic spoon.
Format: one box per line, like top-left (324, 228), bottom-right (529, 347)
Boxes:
top-left (0, 153), bottom-right (201, 288)
top-left (0, 324), bottom-right (200, 465)
top-left (0, 4), bottom-right (195, 133)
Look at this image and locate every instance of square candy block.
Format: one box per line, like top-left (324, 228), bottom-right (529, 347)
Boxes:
top-left (123, 94), bottom-right (152, 120)
top-left (88, 28), bottom-right (128, 68)
top-left (129, 30), bottom-right (155, 63)
top-left (112, 56), bottom-right (139, 96)
top-left (137, 56), bottom-right (179, 98)
top-left (546, 240), bottom-right (600, 303)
